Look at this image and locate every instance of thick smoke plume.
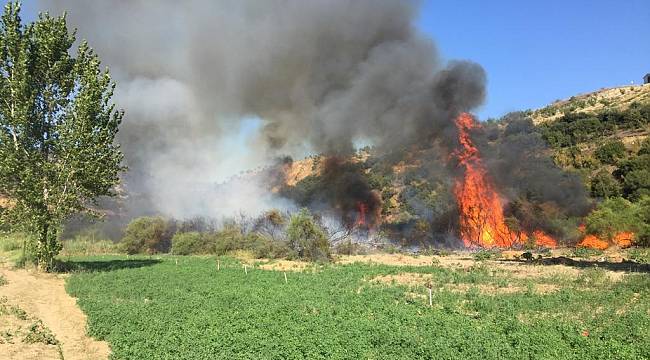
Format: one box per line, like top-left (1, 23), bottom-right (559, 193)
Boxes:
top-left (41, 0), bottom-right (486, 219)
top-left (320, 158), bottom-right (382, 229)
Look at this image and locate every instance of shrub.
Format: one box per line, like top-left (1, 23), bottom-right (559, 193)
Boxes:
top-left (242, 233), bottom-right (292, 259)
top-left (121, 216), bottom-right (172, 254)
top-left (590, 170), bottom-right (621, 198)
top-left (23, 320), bottom-right (59, 345)
top-left (286, 209), bottom-right (330, 262)
top-left (614, 154), bottom-right (650, 200)
top-left (585, 197), bottom-right (643, 241)
top-left (334, 240), bottom-right (369, 256)
top-left (171, 232), bottom-right (213, 255)
top-left (636, 196), bottom-right (650, 246)
top-left (212, 224), bottom-right (245, 256)
top-left (638, 138), bottom-right (650, 156)
top-left (473, 250), bottom-right (500, 261)
top-left (594, 140), bottom-right (626, 165)
top-left (168, 220), bottom-right (293, 259)
top-left (252, 210), bottom-right (287, 241)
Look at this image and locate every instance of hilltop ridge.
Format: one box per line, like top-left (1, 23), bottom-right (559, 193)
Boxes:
top-left (531, 83), bottom-right (650, 125)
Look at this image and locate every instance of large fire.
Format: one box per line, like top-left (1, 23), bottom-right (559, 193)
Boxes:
top-left (453, 112), bottom-right (557, 248)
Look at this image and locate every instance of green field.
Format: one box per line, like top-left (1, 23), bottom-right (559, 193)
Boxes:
top-left (64, 255), bottom-right (649, 360)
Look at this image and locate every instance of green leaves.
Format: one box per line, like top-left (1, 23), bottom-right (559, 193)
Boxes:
top-left (0, 2), bottom-right (124, 270)
top-left (65, 256), bottom-right (650, 359)
top-left (286, 208), bottom-right (330, 262)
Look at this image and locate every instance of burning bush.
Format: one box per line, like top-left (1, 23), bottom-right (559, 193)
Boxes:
top-left (576, 196), bottom-right (650, 248)
top-left (452, 113), bottom-right (559, 248)
top-left (585, 198), bottom-right (639, 240)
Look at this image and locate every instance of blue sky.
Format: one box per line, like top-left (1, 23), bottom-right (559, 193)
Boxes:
top-left (417, 0), bottom-right (650, 119)
top-left (16, 0), bottom-right (650, 120)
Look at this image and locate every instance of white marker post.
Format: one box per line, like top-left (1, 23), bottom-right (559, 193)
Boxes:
top-left (217, 259), bottom-right (220, 271)
top-left (284, 272), bottom-right (288, 284)
top-left (428, 287), bottom-right (433, 307)
top-left (244, 264), bottom-right (248, 275)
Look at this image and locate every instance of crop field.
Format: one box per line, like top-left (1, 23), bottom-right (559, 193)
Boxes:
top-left (64, 254), bottom-right (649, 359)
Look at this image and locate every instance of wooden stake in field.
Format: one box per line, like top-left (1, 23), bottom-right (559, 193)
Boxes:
top-left (175, 259), bottom-right (178, 266)
top-left (244, 264), bottom-right (248, 275)
top-left (425, 280), bottom-right (433, 307)
top-left (217, 259), bottom-right (220, 271)
top-left (284, 272), bottom-right (288, 284)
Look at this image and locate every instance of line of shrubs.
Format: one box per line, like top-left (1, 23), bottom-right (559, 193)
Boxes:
top-left (120, 208), bottom-right (333, 262)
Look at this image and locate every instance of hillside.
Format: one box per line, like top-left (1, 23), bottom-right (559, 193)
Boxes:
top-left (531, 83), bottom-right (650, 125)
top-left (279, 84), bottom-right (650, 247)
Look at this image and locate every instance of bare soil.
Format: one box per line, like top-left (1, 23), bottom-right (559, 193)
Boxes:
top-left (0, 302), bottom-right (60, 360)
top-left (258, 260), bottom-right (312, 272)
top-left (0, 265), bottom-right (110, 360)
top-left (338, 253), bottom-right (475, 268)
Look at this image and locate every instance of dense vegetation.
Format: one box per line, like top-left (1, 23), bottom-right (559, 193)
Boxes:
top-left (539, 102), bottom-right (650, 149)
top-left (585, 197), bottom-right (650, 246)
top-left (66, 255), bottom-right (650, 359)
top-left (533, 100), bottom-right (650, 243)
top-left (280, 101), bottom-right (650, 248)
top-left (119, 209), bottom-right (332, 262)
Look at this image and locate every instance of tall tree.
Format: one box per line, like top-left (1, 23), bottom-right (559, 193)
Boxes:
top-left (0, 2), bottom-right (124, 270)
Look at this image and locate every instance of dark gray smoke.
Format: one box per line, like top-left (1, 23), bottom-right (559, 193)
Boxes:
top-left (484, 112), bottom-right (590, 215)
top-left (41, 0), bottom-right (486, 218)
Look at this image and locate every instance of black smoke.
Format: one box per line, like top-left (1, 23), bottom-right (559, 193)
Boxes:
top-left (41, 0), bottom-right (487, 219)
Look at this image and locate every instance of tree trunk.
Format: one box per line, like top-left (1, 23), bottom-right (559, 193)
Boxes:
top-left (38, 222), bottom-right (50, 271)
top-left (37, 222), bottom-right (59, 272)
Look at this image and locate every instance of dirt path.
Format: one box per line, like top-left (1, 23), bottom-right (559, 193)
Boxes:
top-left (0, 265), bottom-right (110, 360)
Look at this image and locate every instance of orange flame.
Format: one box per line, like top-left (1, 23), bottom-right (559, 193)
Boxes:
top-left (577, 230), bottom-right (634, 249)
top-left (577, 234), bottom-right (609, 250)
top-left (613, 231), bottom-right (633, 248)
top-left (531, 230), bottom-right (557, 248)
top-left (453, 112), bottom-right (557, 249)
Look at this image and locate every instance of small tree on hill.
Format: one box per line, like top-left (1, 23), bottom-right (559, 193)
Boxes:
top-left (594, 140), bottom-right (626, 165)
top-left (0, 3), bottom-right (124, 270)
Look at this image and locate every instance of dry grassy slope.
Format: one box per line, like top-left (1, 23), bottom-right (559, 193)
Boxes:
top-left (531, 83), bottom-right (650, 125)
top-left (281, 150), bottom-right (371, 187)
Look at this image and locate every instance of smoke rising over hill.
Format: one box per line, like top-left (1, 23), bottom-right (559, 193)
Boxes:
top-left (42, 0), bottom-right (486, 218)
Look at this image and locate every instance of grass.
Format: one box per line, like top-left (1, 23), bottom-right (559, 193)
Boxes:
top-left (0, 232), bottom-right (27, 262)
top-left (60, 236), bottom-right (119, 256)
top-left (64, 255), bottom-right (650, 359)
top-left (627, 248), bottom-right (650, 264)
top-left (571, 247), bottom-right (604, 258)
